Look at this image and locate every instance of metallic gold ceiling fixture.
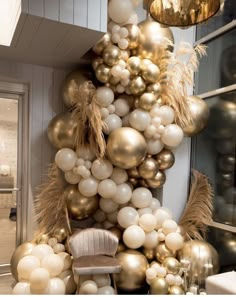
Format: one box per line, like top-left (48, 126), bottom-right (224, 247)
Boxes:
top-left (148, 0), bottom-right (221, 27)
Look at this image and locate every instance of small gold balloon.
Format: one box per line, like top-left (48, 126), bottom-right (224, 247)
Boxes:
top-left (109, 74), bottom-right (120, 85)
top-left (36, 234), bottom-right (49, 244)
top-left (127, 167), bottom-right (140, 178)
top-left (129, 76), bottom-right (146, 95)
top-left (150, 277), bottom-right (169, 295)
top-left (10, 242), bottom-right (36, 281)
top-left (114, 249), bottom-right (149, 291)
top-left (168, 285), bottom-right (185, 295)
top-left (162, 257), bottom-right (181, 275)
top-left (117, 242), bottom-right (126, 253)
top-left (155, 242), bottom-right (176, 263)
top-left (155, 149), bottom-right (175, 170)
top-left (53, 228), bottom-right (68, 243)
top-left (142, 63), bottom-right (160, 83)
top-left (139, 179), bottom-right (149, 187)
top-left (47, 111), bottom-right (77, 150)
top-left (143, 248), bottom-right (155, 261)
top-left (108, 227), bottom-right (122, 240)
top-left (139, 92), bottom-right (157, 111)
top-left (182, 96), bottom-right (210, 136)
top-left (95, 63), bottom-right (111, 83)
top-left (126, 57), bottom-right (141, 75)
top-left (107, 127), bottom-right (147, 169)
top-left (146, 171), bottom-right (166, 188)
top-left (93, 33), bottom-right (111, 55)
top-left (147, 82), bottom-right (161, 96)
top-left (138, 157), bottom-right (159, 179)
top-left (92, 57), bottom-right (103, 70)
top-left (129, 177), bottom-right (139, 187)
top-left (103, 45), bottom-right (121, 67)
top-left (65, 185), bottom-right (99, 220)
top-left (125, 24), bottom-right (141, 50)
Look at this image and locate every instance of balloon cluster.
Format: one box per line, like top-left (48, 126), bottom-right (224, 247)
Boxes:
top-left (77, 274), bottom-right (115, 294)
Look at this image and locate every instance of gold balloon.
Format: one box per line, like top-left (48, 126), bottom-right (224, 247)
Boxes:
top-left (93, 33), bottom-right (111, 55)
top-left (125, 24), bottom-right (141, 50)
top-left (107, 127), bottom-right (147, 169)
top-left (146, 171), bottom-right (166, 188)
top-left (109, 74), bottom-right (120, 85)
top-left (129, 177), bottom-right (139, 187)
top-left (103, 45), bottom-right (121, 67)
top-left (10, 242), bottom-right (36, 281)
top-left (138, 157), bottom-right (159, 179)
top-left (65, 185), bottom-right (99, 220)
top-left (162, 257), bottom-right (181, 275)
top-left (137, 18), bottom-right (174, 65)
top-left (126, 57), bottom-right (141, 75)
top-left (92, 57), bottom-right (103, 70)
top-left (182, 96), bottom-right (210, 136)
top-left (114, 249), bottom-right (149, 291)
top-left (62, 70), bottom-right (93, 107)
top-left (36, 234), bottom-right (49, 244)
top-left (129, 76), bottom-right (146, 95)
top-left (168, 285), bottom-right (185, 295)
top-left (53, 228), bottom-right (68, 243)
top-left (147, 82), bottom-right (161, 96)
top-left (108, 227), bottom-right (122, 240)
top-left (143, 248), bottom-right (155, 261)
top-left (150, 277), bottom-right (169, 294)
top-left (47, 111), bottom-right (77, 149)
top-left (142, 63), bottom-right (160, 83)
top-left (139, 93), bottom-right (157, 111)
top-left (155, 149), bottom-right (175, 170)
top-left (95, 64), bottom-right (111, 83)
top-left (117, 242), bottom-right (126, 253)
top-left (178, 240), bottom-right (220, 285)
top-left (139, 179), bottom-right (149, 187)
top-left (127, 167), bottom-right (140, 178)
top-left (155, 243), bottom-right (176, 263)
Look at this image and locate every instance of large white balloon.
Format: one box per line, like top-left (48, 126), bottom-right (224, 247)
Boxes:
top-left (108, 0), bottom-right (133, 24)
top-left (131, 187), bottom-right (152, 208)
top-left (165, 232), bottom-right (184, 251)
top-left (55, 148), bottom-right (77, 172)
top-left (17, 256), bottom-right (40, 281)
top-left (162, 219), bottom-right (178, 234)
top-left (31, 244), bottom-right (54, 262)
top-left (146, 139), bottom-right (164, 155)
top-left (123, 225), bottom-right (145, 249)
top-left (12, 282), bottom-right (31, 295)
top-left (110, 167), bottom-right (128, 184)
top-left (144, 230), bottom-right (159, 249)
top-left (129, 109), bottom-right (151, 131)
top-left (138, 214), bottom-right (157, 232)
top-left (29, 268), bottom-right (50, 290)
top-left (159, 105), bottom-right (175, 125)
top-left (114, 98), bottom-right (130, 117)
top-left (96, 87), bottom-right (114, 107)
top-left (41, 254), bottom-right (64, 277)
top-left (117, 206), bottom-right (139, 228)
top-left (79, 280), bottom-right (98, 294)
top-left (103, 114), bottom-right (122, 134)
top-left (98, 179), bottom-right (117, 199)
top-left (112, 183), bottom-right (132, 204)
top-left (91, 159), bottom-right (113, 180)
top-left (47, 277), bottom-right (66, 295)
top-left (161, 124), bottom-right (184, 147)
top-left (78, 177), bottom-right (99, 197)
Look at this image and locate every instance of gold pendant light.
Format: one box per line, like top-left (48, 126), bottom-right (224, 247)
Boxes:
top-left (148, 0), bottom-right (221, 27)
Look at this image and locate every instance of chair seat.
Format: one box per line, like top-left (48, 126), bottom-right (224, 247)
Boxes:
top-left (73, 255), bottom-right (121, 275)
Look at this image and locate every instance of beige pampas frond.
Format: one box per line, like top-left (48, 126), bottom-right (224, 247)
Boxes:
top-left (34, 163), bottom-right (71, 239)
top-left (179, 169), bottom-right (214, 241)
top-left (72, 80), bottom-right (106, 159)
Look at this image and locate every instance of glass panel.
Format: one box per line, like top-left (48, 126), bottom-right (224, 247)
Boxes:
top-left (192, 92), bottom-right (236, 227)
top-left (195, 28), bottom-right (236, 94)
top-left (196, 0), bottom-right (236, 39)
top-left (0, 97), bottom-right (18, 267)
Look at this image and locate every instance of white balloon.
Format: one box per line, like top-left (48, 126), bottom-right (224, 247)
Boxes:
top-left (92, 159), bottom-right (113, 180)
top-left (79, 280), bottom-right (98, 294)
top-left (53, 243), bottom-right (65, 254)
top-left (165, 232), bottom-right (184, 251)
top-left (129, 109), bottom-right (151, 131)
top-left (110, 167), bottom-right (128, 184)
top-left (125, 11), bottom-right (139, 25)
top-left (109, 0), bottom-right (133, 23)
top-left (146, 267), bottom-right (157, 280)
top-left (118, 38), bottom-right (129, 50)
top-left (146, 139), bottom-right (164, 155)
top-left (97, 286), bottom-right (115, 294)
top-left (162, 219), bottom-right (178, 234)
top-left (114, 99), bottom-right (130, 117)
top-left (76, 146), bottom-right (95, 161)
top-left (103, 114), bottom-right (122, 134)
top-left (106, 211), bottom-right (118, 224)
top-left (64, 171), bottom-right (81, 184)
top-left (161, 124), bottom-right (184, 147)
top-left (41, 254), bottom-right (64, 277)
top-left (48, 238), bottom-right (58, 248)
top-left (17, 256), bottom-right (40, 281)
top-left (166, 274), bottom-right (176, 285)
top-left (29, 268), bottom-right (50, 290)
top-left (31, 244), bottom-right (54, 262)
top-left (139, 214), bottom-right (157, 232)
top-left (153, 207), bottom-right (172, 228)
top-left (78, 177), bottom-right (99, 197)
top-left (12, 282), bottom-right (31, 295)
top-left (108, 104), bottom-right (116, 114)
top-left (149, 198), bottom-right (161, 211)
top-left (159, 105), bottom-right (175, 125)
top-left (55, 148), bottom-right (77, 172)
top-left (92, 274), bottom-right (111, 287)
top-left (123, 225), bottom-right (145, 249)
top-left (144, 230), bottom-right (159, 249)
top-left (58, 252), bottom-right (72, 271)
top-left (96, 87), bottom-right (114, 107)
top-left (112, 183), bottom-right (132, 204)
top-left (47, 277), bottom-right (66, 295)
top-left (131, 187), bottom-right (152, 208)
top-left (138, 207), bottom-right (152, 216)
top-left (122, 113), bottom-right (130, 127)
top-left (99, 198), bottom-right (119, 213)
top-left (156, 266), bottom-right (167, 277)
top-left (93, 209), bottom-right (106, 223)
top-left (98, 179), bottom-right (117, 199)
top-left (117, 206), bottom-right (139, 228)
top-left (100, 107), bottom-right (110, 119)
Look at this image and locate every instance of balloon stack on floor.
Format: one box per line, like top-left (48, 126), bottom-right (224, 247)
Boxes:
top-left (11, 0), bottom-right (219, 295)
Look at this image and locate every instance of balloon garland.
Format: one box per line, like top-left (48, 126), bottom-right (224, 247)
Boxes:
top-left (11, 0), bottom-right (219, 295)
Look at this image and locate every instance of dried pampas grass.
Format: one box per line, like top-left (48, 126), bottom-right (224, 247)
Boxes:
top-left (179, 169), bottom-right (214, 240)
top-left (72, 80), bottom-right (106, 159)
top-left (34, 163), bottom-right (71, 240)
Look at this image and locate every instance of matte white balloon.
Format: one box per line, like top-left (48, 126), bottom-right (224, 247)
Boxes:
top-left (53, 243), bottom-right (65, 254)
top-left (41, 254), bottom-right (64, 277)
top-left (144, 230), bottom-right (159, 249)
top-left (96, 87), bottom-right (114, 107)
top-left (156, 266), bottom-right (167, 277)
top-left (112, 183), bottom-right (132, 204)
top-left (91, 159), bottom-right (113, 180)
top-left (159, 105), bottom-right (175, 125)
top-left (110, 167), bottom-right (128, 184)
top-left (129, 109), bottom-right (151, 131)
top-left (122, 114), bottom-right (130, 127)
top-left (64, 171), bottom-right (81, 185)
top-left (146, 139), bottom-right (164, 155)
top-left (97, 286), bottom-right (115, 294)
top-left (108, 0), bottom-right (133, 24)
top-left (79, 280), bottom-right (98, 294)
top-left (161, 124), bottom-right (184, 147)
top-left (104, 114), bottom-right (122, 134)
top-left (93, 209), bottom-right (107, 223)
top-left (165, 232), bottom-right (184, 251)
top-left (114, 98), bottom-right (130, 117)
top-left (78, 177), bottom-right (99, 197)
top-left (92, 274), bottom-right (111, 287)
top-left (166, 274), bottom-right (176, 285)
top-left (12, 282), bottom-right (31, 295)
top-left (106, 211), bottom-right (118, 224)
top-left (138, 207), bottom-right (152, 216)
top-left (117, 206), bottom-right (139, 228)
top-left (123, 225), bottom-right (145, 249)
top-left (47, 277), bottom-right (66, 295)
top-left (131, 187), bottom-right (152, 208)
top-left (153, 207), bottom-right (172, 228)
top-left (139, 213), bottom-right (157, 232)
top-left (29, 268), bottom-right (50, 290)
top-left (31, 244), bottom-right (54, 262)
top-left (149, 198), bottom-right (161, 211)
top-left (99, 198), bottom-right (119, 213)
top-left (162, 219), bottom-right (178, 234)
top-left (48, 238), bottom-right (58, 248)
top-left (58, 252), bottom-right (72, 271)
top-left (17, 256), bottom-right (40, 281)
top-left (55, 148), bottom-right (77, 172)
top-left (98, 179), bottom-right (117, 199)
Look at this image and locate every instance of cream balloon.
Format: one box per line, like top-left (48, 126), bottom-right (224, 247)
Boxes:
top-left (47, 277), bottom-right (66, 295)
top-left (79, 280), bottom-right (98, 294)
top-left (129, 109), bottom-right (151, 131)
top-left (108, 0), bottom-right (133, 24)
top-left (64, 171), bottom-right (81, 185)
top-left (58, 252), bottom-right (72, 271)
top-left (154, 207), bottom-right (172, 228)
top-left (55, 148), bottom-right (77, 172)
top-left (98, 179), bottom-right (117, 199)
top-left (29, 268), bottom-right (50, 290)
top-left (93, 209), bottom-right (106, 223)
top-left (165, 233), bottom-right (184, 251)
top-left (97, 286), bottom-right (115, 294)
top-left (99, 198), bottom-right (119, 214)
top-left (12, 282), bottom-right (31, 295)
top-left (161, 124), bottom-right (184, 147)
top-left (103, 114), bottom-right (123, 134)
top-left (147, 139), bottom-right (164, 155)
top-left (78, 177), bottom-right (99, 197)
top-left (112, 183), bottom-right (132, 204)
top-left (41, 254), bottom-right (64, 277)
top-left (159, 105), bottom-right (175, 125)
top-left (131, 187), bottom-right (152, 208)
top-left (138, 207), bottom-right (152, 216)
top-left (92, 274), bottom-right (111, 287)
top-left (150, 198), bottom-right (161, 211)
top-left (114, 99), bottom-right (130, 117)
top-left (111, 167), bottom-right (128, 184)
top-left (53, 243), bottom-right (65, 254)
top-left (96, 87), bottom-right (114, 107)
top-left (91, 159), bottom-right (113, 180)
top-left (123, 225), bottom-right (146, 249)
top-left (162, 219), bottom-right (178, 234)
top-left (17, 256), bottom-right (40, 281)
top-left (139, 214), bottom-right (157, 232)
top-left (144, 230), bottom-right (159, 249)
top-left (117, 206), bottom-right (139, 228)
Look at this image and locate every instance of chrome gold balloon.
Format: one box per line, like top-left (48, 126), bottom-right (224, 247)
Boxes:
top-left (138, 157), bottom-right (159, 179)
top-left (162, 257), bottom-right (181, 275)
top-left (168, 285), bottom-right (185, 295)
top-left (126, 57), bottom-right (141, 76)
top-left (155, 242), bottom-right (176, 263)
top-left (92, 57), bottom-right (103, 70)
top-left (95, 64), bottom-right (111, 83)
top-left (143, 248), bottom-right (155, 261)
top-left (93, 33), bottom-right (111, 55)
top-left (107, 127), bottom-right (147, 169)
top-left (36, 233), bottom-right (49, 244)
top-left (47, 111), bottom-right (77, 150)
top-left (139, 93), bottom-right (156, 111)
top-left (150, 277), bottom-right (169, 294)
top-left (53, 228), bottom-right (68, 243)
top-left (127, 167), bottom-right (140, 179)
top-left (108, 227), bottom-right (122, 240)
top-left (125, 24), bottom-right (141, 50)
top-left (65, 185), bottom-right (99, 220)
top-left (117, 242), bottom-right (126, 253)
top-left (114, 249), bottom-right (149, 291)
top-left (155, 149), bottom-right (175, 170)
top-left (103, 45), bottom-right (121, 67)
top-left (129, 76), bottom-right (146, 95)
top-left (146, 171), bottom-right (166, 188)
top-left (139, 179), bottom-right (149, 187)
top-left (147, 82), bottom-right (161, 96)
top-left (10, 242), bottom-right (36, 281)
top-left (142, 63), bottom-right (160, 83)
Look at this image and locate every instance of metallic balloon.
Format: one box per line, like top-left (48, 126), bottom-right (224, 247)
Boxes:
top-left (129, 177), bottom-right (139, 187)
top-left (129, 76), bottom-right (146, 95)
top-left (147, 82), bottom-right (161, 96)
top-left (182, 96), bottom-right (210, 136)
top-left (155, 149), bottom-right (175, 170)
top-left (146, 171), bottom-right (166, 188)
top-left (53, 228), bottom-right (68, 243)
top-left (127, 167), bottom-right (140, 178)
top-left (65, 185), bottom-right (99, 220)
top-left (142, 63), bottom-right (160, 83)
top-left (218, 154), bottom-right (235, 173)
top-left (47, 111), bottom-right (77, 149)
top-left (103, 45), bottom-right (121, 67)
top-left (108, 227), bottom-right (122, 240)
top-left (93, 33), bottom-right (111, 55)
top-left (109, 74), bottom-right (120, 85)
top-left (95, 64), bottom-right (111, 83)
top-left (139, 179), bottom-right (149, 187)
top-left (114, 249), bottom-right (149, 291)
top-left (125, 24), bottom-right (141, 50)
top-left (168, 285), bottom-right (185, 295)
top-left (137, 18), bottom-right (174, 65)
top-left (126, 57), bottom-right (141, 76)
top-left (36, 233), bottom-right (49, 244)
top-left (155, 242), bottom-right (176, 263)
top-left (150, 277), bottom-right (169, 294)
top-left (10, 242), bottom-right (36, 281)
top-left (142, 248), bottom-right (155, 261)
top-left (139, 93), bottom-right (157, 111)
top-left (162, 257), bottom-right (181, 275)
top-left (92, 57), bottom-right (104, 70)
top-left (178, 240), bottom-right (220, 285)
top-left (107, 127), bottom-right (147, 169)
top-left (138, 157), bottom-right (159, 179)
top-left (117, 242), bottom-right (126, 253)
